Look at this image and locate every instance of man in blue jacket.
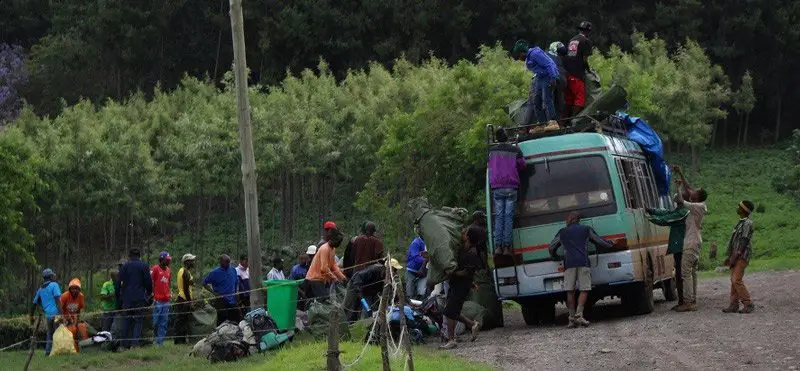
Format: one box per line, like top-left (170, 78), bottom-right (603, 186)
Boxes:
top-left (30, 268), bottom-right (61, 355)
top-left (549, 212), bottom-right (616, 328)
top-left (405, 227), bottom-right (428, 300)
top-left (513, 39), bottom-right (560, 126)
top-left (116, 248), bottom-right (153, 349)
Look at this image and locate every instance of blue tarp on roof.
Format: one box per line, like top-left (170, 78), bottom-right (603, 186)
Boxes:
top-left (617, 112), bottom-right (671, 196)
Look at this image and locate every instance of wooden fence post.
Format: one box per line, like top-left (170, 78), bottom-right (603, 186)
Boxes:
top-left (326, 305), bottom-right (342, 371)
top-left (377, 258), bottom-right (392, 371)
top-left (395, 271), bottom-right (415, 371)
top-left (24, 314), bottom-right (41, 371)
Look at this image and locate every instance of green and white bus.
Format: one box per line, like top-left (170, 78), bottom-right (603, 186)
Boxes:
top-left (486, 122), bottom-right (677, 325)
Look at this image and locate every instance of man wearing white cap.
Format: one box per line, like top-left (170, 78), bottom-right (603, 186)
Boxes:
top-left (174, 253), bottom-right (195, 345)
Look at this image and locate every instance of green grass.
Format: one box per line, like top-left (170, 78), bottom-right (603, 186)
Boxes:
top-left (0, 342), bottom-right (492, 371)
top-left (671, 146), bottom-right (800, 270)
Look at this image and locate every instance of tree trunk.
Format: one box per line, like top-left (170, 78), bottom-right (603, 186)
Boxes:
top-left (723, 116), bottom-right (728, 147)
top-left (711, 120), bottom-right (717, 148)
top-left (736, 115), bottom-right (743, 147)
top-left (743, 112), bottom-right (750, 146)
top-left (229, 0), bottom-right (265, 310)
top-left (774, 94), bottom-right (783, 143)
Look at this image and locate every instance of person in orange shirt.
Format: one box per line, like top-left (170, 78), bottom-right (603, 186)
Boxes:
top-left (305, 228), bottom-right (347, 300)
top-left (59, 278), bottom-right (88, 351)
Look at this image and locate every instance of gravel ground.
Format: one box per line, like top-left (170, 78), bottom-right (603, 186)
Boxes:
top-left (447, 270), bottom-right (800, 370)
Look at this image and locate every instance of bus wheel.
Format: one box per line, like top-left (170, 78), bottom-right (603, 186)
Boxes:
top-left (520, 300), bottom-right (538, 326)
top-left (661, 277), bottom-right (678, 302)
top-left (622, 262), bottom-right (655, 315)
top-left (519, 299), bottom-right (555, 325)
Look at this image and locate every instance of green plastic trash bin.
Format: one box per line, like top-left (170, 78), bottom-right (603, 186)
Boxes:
top-left (264, 279), bottom-right (302, 330)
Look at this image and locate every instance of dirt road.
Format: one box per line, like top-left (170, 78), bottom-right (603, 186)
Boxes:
top-left (450, 270), bottom-right (800, 370)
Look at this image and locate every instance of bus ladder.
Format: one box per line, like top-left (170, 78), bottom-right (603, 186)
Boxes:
top-left (492, 251), bottom-right (521, 298)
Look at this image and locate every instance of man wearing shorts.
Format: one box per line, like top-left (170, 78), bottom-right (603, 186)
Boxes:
top-left (564, 21), bottom-right (594, 117)
top-left (549, 212), bottom-right (615, 328)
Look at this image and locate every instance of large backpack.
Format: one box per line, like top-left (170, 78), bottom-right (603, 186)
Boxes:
top-left (244, 308), bottom-right (279, 342)
top-left (191, 321), bottom-right (244, 359)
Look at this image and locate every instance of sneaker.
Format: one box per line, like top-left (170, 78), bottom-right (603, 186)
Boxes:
top-left (566, 316), bottom-right (577, 329)
top-left (674, 303), bottom-right (697, 312)
top-left (504, 245), bottom-right (514, 257)
top-left (470, 322), bottom-right (481, 342)
top-left (544, 120), bottom-right (561, 131)
top-left (439, 340), bottom-right (458, 350)
top-left (722, 304), bottom-right (739, 313)
top-left (739, 304), bottom-right (755, 314)
top-left (574, 316), bottom-right (591, 327)
top-left (671, 302), bottom-right (685, 311)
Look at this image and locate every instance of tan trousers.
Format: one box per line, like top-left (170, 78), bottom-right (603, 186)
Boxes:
top-left (730, 258), bottom-right (752, 306)
top-left (681, 247), bottom-right (699, 303)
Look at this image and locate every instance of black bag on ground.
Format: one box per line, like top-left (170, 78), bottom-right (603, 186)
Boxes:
top-left (208, 340), bottom-right (250, 363)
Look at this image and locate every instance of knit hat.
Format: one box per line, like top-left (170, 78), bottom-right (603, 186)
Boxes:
top-left (512, 40), bottom-right (529, 56)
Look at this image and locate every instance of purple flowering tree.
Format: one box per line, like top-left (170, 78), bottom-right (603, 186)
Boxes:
top-left (0, 44), bottom-right (28, 124)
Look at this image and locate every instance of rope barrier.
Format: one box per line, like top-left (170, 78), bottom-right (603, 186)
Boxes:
top-left (1, 256), bottom-right (389, 325)
top-left (0, 339), bottom-right (29, 352)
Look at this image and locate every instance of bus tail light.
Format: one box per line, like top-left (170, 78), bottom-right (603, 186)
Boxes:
top-left (608, 262), bottom-right (622, 269)
top-left (612, 237), bottom-right (628, 250)
top-left (501, 277), bottom-right (518, 285)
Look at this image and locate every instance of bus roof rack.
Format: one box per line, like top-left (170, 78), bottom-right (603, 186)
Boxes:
top-left (487, 112), bottom-right (628, 145)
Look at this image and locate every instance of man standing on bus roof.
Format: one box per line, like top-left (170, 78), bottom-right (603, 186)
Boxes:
top-left (549, 212), bottom-right (615, 328)
top-left (672, 165), bottom-right (708, 312)
top-left (488, 127), bottom-right (526, 257)
top-left (564, 21), bottom-right (594, 117)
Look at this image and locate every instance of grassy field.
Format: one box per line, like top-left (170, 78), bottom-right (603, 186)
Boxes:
top-left (669, 145), bottom-right (800, 270)
top-left (0, 341), bottom-right (491, 371)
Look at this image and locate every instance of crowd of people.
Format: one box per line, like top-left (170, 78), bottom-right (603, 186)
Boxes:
top-left (28, 218), bottom-right (477, 353)
top-left (511, 20), bottom-right (595, 129)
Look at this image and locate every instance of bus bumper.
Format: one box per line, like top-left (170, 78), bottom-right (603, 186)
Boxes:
top-left (496, 250), bottom-right (639, 300)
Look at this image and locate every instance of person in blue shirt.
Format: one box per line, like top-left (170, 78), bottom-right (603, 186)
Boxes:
top-left (203, 254), bottom-right (241, 325)
top-left (405, 228), bottom-right (428, 301)
top-left (548, 212), bottom-right (616, 328)
top-left (512, 39), bottom-right (560, 126)
top-left (116, 248), bottom-right (153, 349)
top-left (289, 252), bottom-right (311, 280)
top-left (30, 268), bottom-right (61, 355)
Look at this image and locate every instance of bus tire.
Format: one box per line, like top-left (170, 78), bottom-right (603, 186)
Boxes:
top-left (519, 299), bottom-right (555, 325)
top-left (661, 277), bottom-right (678, 302)
top-left (520, 300), bottom-right (538, 326)
top-left (622, 261), bottom-right (655, 315)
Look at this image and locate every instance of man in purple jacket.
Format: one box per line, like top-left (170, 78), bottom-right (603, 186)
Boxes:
top-left (489, 127), bottom-right (526, 256)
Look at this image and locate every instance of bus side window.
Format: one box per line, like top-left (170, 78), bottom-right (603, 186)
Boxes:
top-left (634, 162), bottom-right (657, 208)
top-left (616, 158), bottom-right (644, 209)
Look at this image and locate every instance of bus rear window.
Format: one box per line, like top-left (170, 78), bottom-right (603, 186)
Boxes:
top-left (516, 155), bottom-right (617, 226)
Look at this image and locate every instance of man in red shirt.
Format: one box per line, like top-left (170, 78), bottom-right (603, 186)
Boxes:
top-left (150, 251), bottom-right (172, 345)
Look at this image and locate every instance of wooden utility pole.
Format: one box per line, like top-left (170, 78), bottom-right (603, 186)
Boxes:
top-left (395, 266), bottom-right (415, 371)
top-left (377, 259), bottom-right (392, 371)
top-left (326, 305), bottom-right (342, 371)
top-left (228, 0), bottom-right (264, 309)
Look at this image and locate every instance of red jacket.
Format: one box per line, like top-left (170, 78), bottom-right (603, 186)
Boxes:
top-left (150, 265), bottom-right (171, 302)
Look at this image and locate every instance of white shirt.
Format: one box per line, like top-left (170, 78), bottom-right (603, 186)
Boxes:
top-left (236, 265), bottom-right (250, 280)
top-left (267, 267), bottom-right (285, 280)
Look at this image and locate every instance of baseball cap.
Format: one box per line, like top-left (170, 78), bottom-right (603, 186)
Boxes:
top-left (42, 268), bottom-right (55, 279)
top-left (306, 245), bottom-right (318, 255)
top-left (323, 221), bottom-right (337, 230)
top-left (159, 251), bottom-right (172, 261)
top-left (390, 258), bottom-right (403, 270)
top-left (182, 253), bottom-right (197, 263)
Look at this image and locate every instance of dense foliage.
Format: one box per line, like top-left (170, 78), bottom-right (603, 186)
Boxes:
top-left (2, 0), bottom-right (799, 138)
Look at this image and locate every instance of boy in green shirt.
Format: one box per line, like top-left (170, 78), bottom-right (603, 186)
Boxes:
top-left (100, 269), bottom-right (118, 332)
